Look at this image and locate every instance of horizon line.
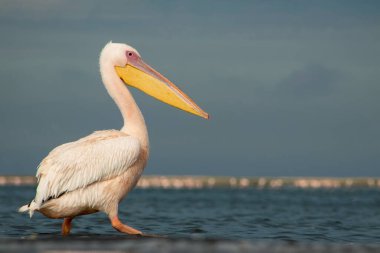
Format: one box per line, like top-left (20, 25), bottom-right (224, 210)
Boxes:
top-left (0, 175), bottom-right (380, 189)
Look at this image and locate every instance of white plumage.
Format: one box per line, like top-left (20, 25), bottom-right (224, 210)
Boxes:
top-left (34, 130), bottom-right (140, 210)
top-left (19, 42), bottom-right (150, 235)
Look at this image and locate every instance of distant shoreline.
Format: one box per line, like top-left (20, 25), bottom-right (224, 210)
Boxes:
top-left (1, 175), bottom-right (379, 189)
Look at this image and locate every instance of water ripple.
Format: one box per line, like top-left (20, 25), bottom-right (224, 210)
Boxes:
top-left (1, 186), bottom-right (380, 243)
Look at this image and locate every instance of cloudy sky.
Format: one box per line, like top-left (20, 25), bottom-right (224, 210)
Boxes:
top-left (0, 1), bottom-right (379, 176)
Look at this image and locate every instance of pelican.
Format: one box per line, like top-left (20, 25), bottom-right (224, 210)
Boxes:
top-left (19, 42), bottom-right (208, 236)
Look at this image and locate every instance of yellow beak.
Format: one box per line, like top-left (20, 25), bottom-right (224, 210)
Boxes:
top-left (115, 60), bottom-right (209, 119)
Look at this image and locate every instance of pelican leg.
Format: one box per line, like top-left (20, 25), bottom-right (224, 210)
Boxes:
top-left (62, 217), bottom-right (73, 236)
top-left (110, 216), bottom-right (142, 235)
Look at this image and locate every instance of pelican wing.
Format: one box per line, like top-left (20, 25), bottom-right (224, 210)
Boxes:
top-left (34, 130), bottom-right (141, 206)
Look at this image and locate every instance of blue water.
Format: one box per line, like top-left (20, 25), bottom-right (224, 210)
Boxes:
top-left (1, 186), bottom-right (380, 243)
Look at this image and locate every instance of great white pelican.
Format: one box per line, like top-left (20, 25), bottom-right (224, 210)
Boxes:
top-left (19, 42), bottom-right (208, 236)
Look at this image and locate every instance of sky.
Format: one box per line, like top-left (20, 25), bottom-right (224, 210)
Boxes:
top-left (0, 0), bottom-right (379, 177)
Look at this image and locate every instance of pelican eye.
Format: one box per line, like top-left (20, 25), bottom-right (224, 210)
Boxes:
top-left (126, 51), bottom-right (138, 60)
top-left (126, 51), bottom-right (136, 58)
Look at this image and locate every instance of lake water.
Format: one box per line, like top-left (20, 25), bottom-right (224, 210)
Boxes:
top-left (1, 186), bottom-right (380, 244)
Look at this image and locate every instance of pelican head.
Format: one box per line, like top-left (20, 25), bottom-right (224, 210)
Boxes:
top-left (100, 42), bottom-right (209, 119)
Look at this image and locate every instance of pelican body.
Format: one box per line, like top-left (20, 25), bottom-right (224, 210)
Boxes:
top-left (19, 42), bottom-right (208, 235)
